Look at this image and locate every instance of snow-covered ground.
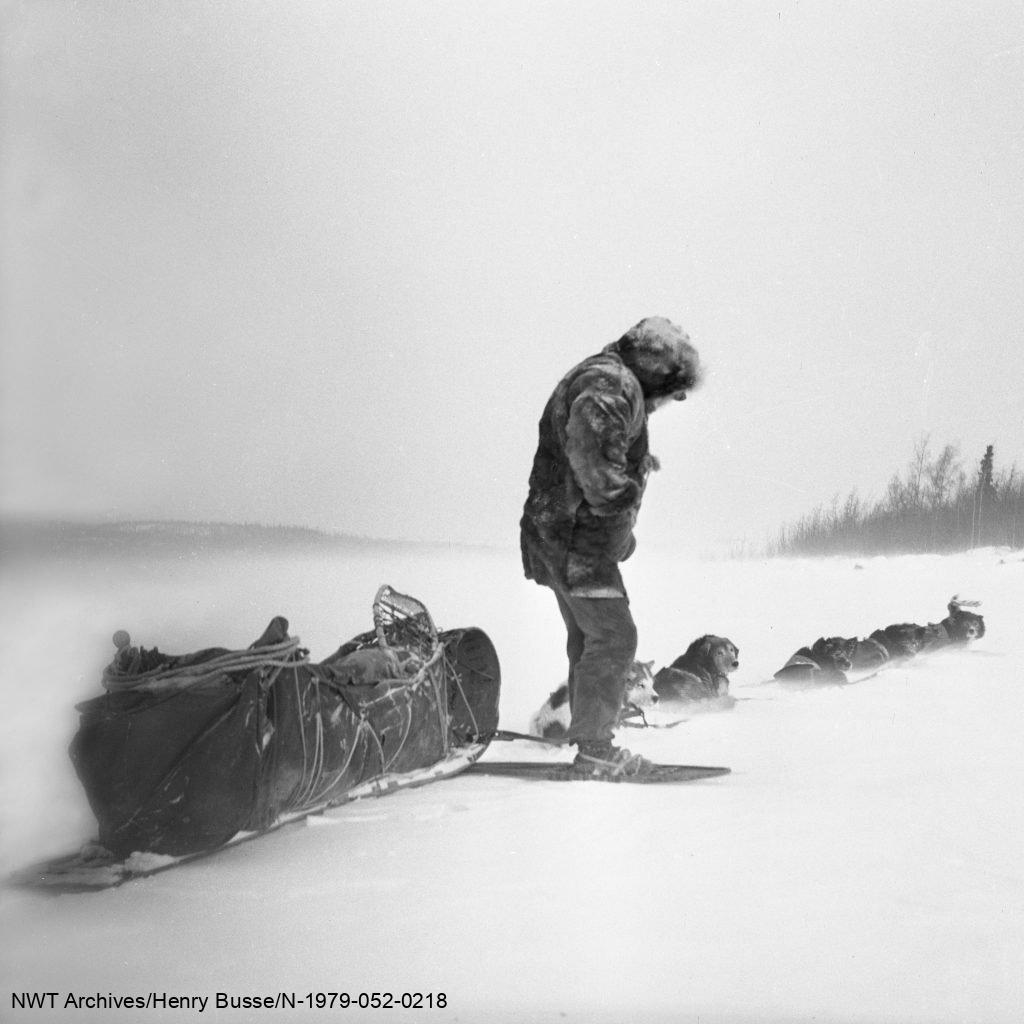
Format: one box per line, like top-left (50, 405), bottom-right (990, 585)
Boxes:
top-left (1, 540), bottom-right (1022, 1023)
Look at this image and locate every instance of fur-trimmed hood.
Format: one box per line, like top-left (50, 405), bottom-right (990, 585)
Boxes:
top-left (604, 317), bottom-right (702, 402)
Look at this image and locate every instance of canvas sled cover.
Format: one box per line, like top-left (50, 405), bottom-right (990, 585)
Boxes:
top-left (70, 586), bottom-right (500, 858)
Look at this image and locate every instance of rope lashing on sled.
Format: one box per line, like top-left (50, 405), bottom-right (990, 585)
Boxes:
top-left (437, 629), bottom-right (502, 742)
top-left (102, 587), bottom-right (494, 818)
top-left (441, 649), bottom-right (481, 739)
top-left (102, 635), bottom-right (309, 692)
top-left (289, 665), bottom-right (327, 811)
top-left (276, 630), bottom-right (447, 813)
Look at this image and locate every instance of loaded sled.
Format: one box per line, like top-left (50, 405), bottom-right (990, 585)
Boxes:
top-left (25, 586), bottom-right (500, 888)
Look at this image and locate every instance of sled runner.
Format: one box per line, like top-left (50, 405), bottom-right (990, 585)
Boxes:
top-left (15, 743), bottom-right (490, 892)
top-left (17, 586), bottom-right (500, 891)
top-left (464, 761), bottom-right (730, 783)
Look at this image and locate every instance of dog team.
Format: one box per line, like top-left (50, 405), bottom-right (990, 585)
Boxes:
top-left (529, 595), bottom-right (984, 741)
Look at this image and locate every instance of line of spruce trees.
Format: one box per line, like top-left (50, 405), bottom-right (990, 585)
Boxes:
top-left (768, 438), bottom-right (1023, 556)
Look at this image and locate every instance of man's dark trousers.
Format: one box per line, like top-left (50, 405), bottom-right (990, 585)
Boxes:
top-left (553, 588), bottom-right (638, 743)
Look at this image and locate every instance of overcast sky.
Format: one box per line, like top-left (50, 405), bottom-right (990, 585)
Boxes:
top-left (2, 1), bottom-right (1022, 552)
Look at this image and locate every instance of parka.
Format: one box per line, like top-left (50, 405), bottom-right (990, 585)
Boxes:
top-left (520, 317), bottom-right (700, 595)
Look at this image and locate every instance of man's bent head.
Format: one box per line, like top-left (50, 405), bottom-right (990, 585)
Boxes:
top-left (606, 317), bottom-right (702, 412)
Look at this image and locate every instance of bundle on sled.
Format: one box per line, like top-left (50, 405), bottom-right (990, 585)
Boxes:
top-left (773, 596), bottom-right (985, 685)
top-left (64, 586), bottom-right (500, 871)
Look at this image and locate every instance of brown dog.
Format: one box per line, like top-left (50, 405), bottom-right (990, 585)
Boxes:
top-left (654, 635), bottom-right (739, 702)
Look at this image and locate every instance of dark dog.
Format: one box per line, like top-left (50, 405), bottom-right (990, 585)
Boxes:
top-left (923, 596), bottom-right (985, 651)
top-left (846, 636), bottom-right (891, 672)
top-left (529, 660), bottom-right (657, 740)
top-left (774, 636), bottom-right (853, 684)
top-left (654, 635), bottom-right (740, 702)
top-left (869, 623), bottom-right (929, 661)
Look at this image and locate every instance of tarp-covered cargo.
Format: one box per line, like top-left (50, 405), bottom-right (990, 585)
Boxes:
top-left (70, 586), bottom-right (500, 858)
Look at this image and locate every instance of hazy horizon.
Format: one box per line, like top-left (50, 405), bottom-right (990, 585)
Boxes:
top-left (3, 2), bottom-right (1023, 554)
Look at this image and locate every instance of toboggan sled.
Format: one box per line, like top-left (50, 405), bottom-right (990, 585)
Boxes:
top-left (21, 586), bottom-right (500, 889)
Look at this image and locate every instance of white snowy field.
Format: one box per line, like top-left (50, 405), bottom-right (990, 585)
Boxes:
top-left (1, 539), bottom-right (1022, 1024)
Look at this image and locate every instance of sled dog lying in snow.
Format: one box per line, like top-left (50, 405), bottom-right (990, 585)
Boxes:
top-left (773, 636), bottom-right (853, 684)
top-left (868, 597), bottom-right (984, 660)
top-left (868, 623), bottom-right (929, 661)
top-left (924, 596), bottom-right (985, 649)
top-left (777, 596), bottom-right (985, 684)
top-left (529, 660), bottom-right (658, 740)
top-left (845, 635), bottom-right (891, 672)
top-left (653, 635), bottom-right (740, 703)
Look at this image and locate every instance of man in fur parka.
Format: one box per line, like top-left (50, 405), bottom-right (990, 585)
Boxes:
top-left (520, 316), bottom-right (701, 776)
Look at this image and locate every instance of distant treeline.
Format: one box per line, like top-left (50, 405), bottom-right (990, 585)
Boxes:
top-left (768, 438), bottom-right (1023, 557)
top-left (0, 518), bottom-right (357, 559)
top-left (0, 517), bottom-right (486, 560)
